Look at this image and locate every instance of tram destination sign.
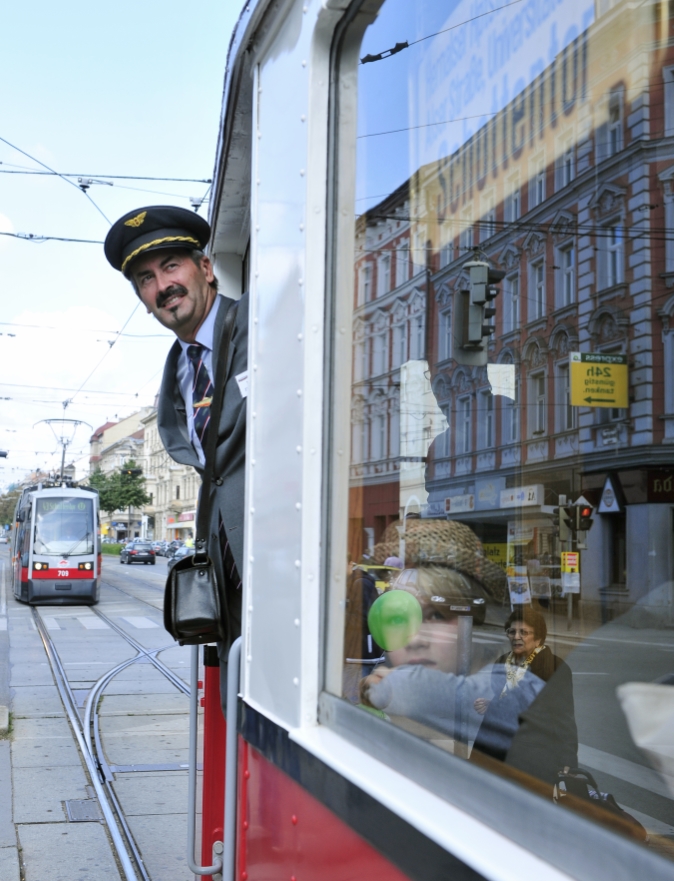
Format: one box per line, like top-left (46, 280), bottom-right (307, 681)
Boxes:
top-left (569, 352), bottom-right (628, 408)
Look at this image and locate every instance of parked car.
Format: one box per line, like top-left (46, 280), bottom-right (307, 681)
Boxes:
top-left (120, 541), bottom-right (156, 565)
top-left (151, 541), bottom-right (168, 556)
top-left (166, 545), bottom-right (195, 574)
top-left (0, 536), bottom-right (8, 545)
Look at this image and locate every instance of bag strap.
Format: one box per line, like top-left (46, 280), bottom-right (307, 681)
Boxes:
top-left (195, 299), bottom-right (238, 550)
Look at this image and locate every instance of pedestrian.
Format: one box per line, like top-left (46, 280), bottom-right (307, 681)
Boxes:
top-left (104, 205), bottom-right (248, 713)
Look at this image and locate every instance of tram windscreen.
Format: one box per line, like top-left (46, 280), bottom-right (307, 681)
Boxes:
top-left (328, 0), bottom-right (674, 858)
top-left (34, 498), bottom-right (94, 556)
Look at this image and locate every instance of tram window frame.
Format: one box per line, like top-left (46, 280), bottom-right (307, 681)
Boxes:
top-left (320, 2), bottom-right (674, 878)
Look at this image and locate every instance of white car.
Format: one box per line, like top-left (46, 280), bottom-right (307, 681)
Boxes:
top-left (0, 536), bottom-right (8, 545)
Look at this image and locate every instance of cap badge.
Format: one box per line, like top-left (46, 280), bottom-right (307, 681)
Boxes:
top-left (124, 211), bottom-right (147, 228)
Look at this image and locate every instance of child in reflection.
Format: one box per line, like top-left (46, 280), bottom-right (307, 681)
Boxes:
top-left (360, 566), bottom-right (492, 744)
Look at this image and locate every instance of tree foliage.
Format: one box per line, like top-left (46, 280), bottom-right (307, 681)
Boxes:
top-left (86, 460), bottom-right (150, 516)
top-left (0, 490), bottom-right (21, 528)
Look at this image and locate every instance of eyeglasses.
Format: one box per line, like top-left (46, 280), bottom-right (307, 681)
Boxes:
top-left (506, 628), bottom-right (534, 638)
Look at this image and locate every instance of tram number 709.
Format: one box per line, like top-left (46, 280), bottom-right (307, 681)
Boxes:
top-left (57, 570), bottom-right (69, 577)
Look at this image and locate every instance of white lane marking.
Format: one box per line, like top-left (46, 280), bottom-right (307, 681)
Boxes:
top-left (0, 556), bottom-right (6, 617)
top-left (120, 616), bottom-right (159, 629)
top-left (578, 744), bottom-right (674, 801)
top-left (77, 617), bottom-right (109, 630)
top-left (42, 617), bottom-right (61, 631)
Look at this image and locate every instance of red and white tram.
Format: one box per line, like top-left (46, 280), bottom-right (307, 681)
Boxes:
top-left (12, 485), bottom-right (101, 605)
top-left (192, 1), bottom-right (674, 879)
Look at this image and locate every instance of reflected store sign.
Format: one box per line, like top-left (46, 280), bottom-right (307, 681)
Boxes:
top-left (414, 0), bottom-right (594, 164)
top-left (445, 493), bottom-right (474, 514)
top-left (500, 484), bottom-right (543, 508)
top-left (475, 477), bottom-right (505, 510)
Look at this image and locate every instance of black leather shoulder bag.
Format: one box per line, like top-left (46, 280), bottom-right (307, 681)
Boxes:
top-left (164, 300), bottom-right (239, 646)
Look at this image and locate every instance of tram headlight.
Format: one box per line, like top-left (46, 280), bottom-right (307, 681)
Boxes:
top-left (33, 562), bottom-right (47, 571)
top-left (78, 562), bottom-right (93, 570)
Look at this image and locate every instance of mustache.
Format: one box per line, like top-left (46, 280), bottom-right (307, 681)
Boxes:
top-left (158, 285), bottom-right (188, 308)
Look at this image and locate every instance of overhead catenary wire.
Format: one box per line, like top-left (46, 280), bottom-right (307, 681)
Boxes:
top-left (0, 134), bottom-right (111, 224)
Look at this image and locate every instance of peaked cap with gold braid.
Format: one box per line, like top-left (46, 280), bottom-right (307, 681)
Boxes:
top-left (104, 205), bottom-right (211, 277)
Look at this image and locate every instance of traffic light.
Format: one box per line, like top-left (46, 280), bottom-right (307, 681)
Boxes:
top-left (564, 505), bottom-right (578, 534)
top-left (454, 261), bottom-right (505, 366)
top-left (577, 504), bottom-right (594, 532)
top-left (552, 506), bottom-right (570, 542)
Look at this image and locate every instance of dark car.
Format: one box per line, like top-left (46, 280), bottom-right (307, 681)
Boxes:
top-left (120, 541), bottom-right (156, 565)
top-left (165, 539), bottom-right (185, 560)
top-left (166, 545), bottom-right (195, 574)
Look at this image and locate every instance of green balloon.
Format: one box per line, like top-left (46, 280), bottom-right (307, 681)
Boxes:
top-left (368, 590), bottom-right (422, 652)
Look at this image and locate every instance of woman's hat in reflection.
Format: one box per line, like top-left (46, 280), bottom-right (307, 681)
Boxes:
top-left (383, 556), bottom-right (403, 569)
top-left (372, 519), bottom-right (506, 601)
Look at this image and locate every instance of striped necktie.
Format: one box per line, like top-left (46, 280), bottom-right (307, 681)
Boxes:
top-left (186, 344), bottom-right (213, 450)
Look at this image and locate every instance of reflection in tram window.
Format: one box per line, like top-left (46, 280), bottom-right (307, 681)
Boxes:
top-left (330, 0), bottom-right (674, 858)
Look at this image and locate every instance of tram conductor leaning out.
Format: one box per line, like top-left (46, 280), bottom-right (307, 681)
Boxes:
top-left (104, 206), bottom-right (247, 709)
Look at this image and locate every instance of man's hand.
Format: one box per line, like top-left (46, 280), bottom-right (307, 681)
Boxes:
top-left (473, 697), bottom-right (490, 715)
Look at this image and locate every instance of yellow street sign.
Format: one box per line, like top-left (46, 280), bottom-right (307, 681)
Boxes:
top-left (561, 551), bottom-right (579, 573)
top-left (570, 352), bottom-right (628, 408)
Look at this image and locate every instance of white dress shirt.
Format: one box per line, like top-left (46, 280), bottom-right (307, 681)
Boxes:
top-left (176, 295), bottom-right (222, 466)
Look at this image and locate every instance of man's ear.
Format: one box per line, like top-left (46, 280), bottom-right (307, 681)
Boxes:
top-left (200, 254), bottom-right (215, 284)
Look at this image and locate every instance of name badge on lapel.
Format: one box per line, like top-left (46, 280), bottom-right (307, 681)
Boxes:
top-left (235, 370), bottom-right (248, 398)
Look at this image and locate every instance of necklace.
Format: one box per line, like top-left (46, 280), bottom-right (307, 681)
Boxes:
top-left (501, 644), bottom-right (545, 695)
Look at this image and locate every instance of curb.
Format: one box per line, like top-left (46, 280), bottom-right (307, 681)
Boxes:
top-left (0, 706), bottom-right (8, 735)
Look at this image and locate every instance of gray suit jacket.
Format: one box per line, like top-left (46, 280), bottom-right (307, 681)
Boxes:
top-left (157, 293), bottom-right (248, 647)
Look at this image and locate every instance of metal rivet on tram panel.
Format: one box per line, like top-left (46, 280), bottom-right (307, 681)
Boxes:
top-left (244, 770), bottom-right (251, 780)
top-left (302, 60), bottom-right (307, 66)
top-left (213, 842), bottom-right (224, 855)
top-left (299, 169), bottom-right (305, 176)
top-left (251, 459), bottom-right (256, 466)
top-left (303, 4), bottom-right (307, 11)
top-left (255, 225), bottom-right (260, 231)
top-left (299, 224), bottom-right (304, 231)
top-left (301, 114), bottom-right (306, 121)
top-left (339, 327), bottom-right (345, 333)
top-left (295, 503), bottom-right (301, 510)
top-left (294, 618), bottom-right (300, 627)
top-left (295, 560), bottom-right (301, 568)
top-left (248, 605), bottom-right (253, 613)
top-left (250, 507), bottom-right (255, 514)
top-left (297, 333), bottom-right (303, 341)
top-left (249, 556), bottom-right (254, 563)
top-left (291, 815), bottom-right (298, 825)
top-left (252, 412), bottom-right (256, 418)
top-left (243, 820), bottom-right (249, 830)
top-left (298, 278), bottom-right (303, 285)
top-left (338, 449), bottom-right (343, 456)
top-left (242, 872), bottom-right (248, 881)
top-left (297, 389), bottom-right (302, 396)
top-left (312, 325), bottom-right (318, 332)
top-left (293, 678), bottom-right (299, 686)
top-left (296, 445), bottom-right (302, 453)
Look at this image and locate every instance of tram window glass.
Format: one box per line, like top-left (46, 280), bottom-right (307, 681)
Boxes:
top-left (328, 0), bottom-right (674, 859)
top-left (34, 498), bottom-right (94, 555)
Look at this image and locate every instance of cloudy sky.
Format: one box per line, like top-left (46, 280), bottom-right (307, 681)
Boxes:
top-left (0, 0), bottom-right (242, 489)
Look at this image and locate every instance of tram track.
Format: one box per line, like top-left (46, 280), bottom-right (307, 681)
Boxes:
top-left (31, 595), bottom-right (190, 881)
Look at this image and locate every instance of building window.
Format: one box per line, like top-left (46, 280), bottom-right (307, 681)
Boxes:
top-left (393, 322), bottom-right (407, 367)
top-left (556, 134), bottom-right (575, 190)
top-left (477, 390), bottom-right (494, 449)
top-left (354, 339), bottom-right (367, 381)
top-left (530, 154), bottom-right (545, 209)
top-left (359, 264), bottom-right (371, 305)
top-left (503, 273), bottom-right (520, 333)
top-left (458, 396), bottom-right (471, 454)
top-left (556, 245), bottom-right (575, 307)
top-left (371, 413), bottom-right (386, 460)
top-left (608, 92), bottom-right (622, 156)
top-left (556, 363), bottom-right (576, 431)
top-left (480, 191), bottom-right (496, 242)
top-left (390, 405), bottom-right (400, 457)
top-left (601, 222), bottom-right (624, 289)
top-left (460, 210), bottom-right (472, 253)
top-left (530, 260), bottom-right (546, 319)
top-left (502, 387), bottom-right (519, 444)
top-left (176, 486), bottom-right (180, 500)
top-left (664, 67), bottom-right (674, 136)
top-left (439, 404), bottom-right (451, 458)
top-left (396, 245), bottom-right (409, 286)
top-left (529, 372), bottom-right (547, 436)
top-left (378, 253), bottom-right (391, 297)
top-left (372, 330), bottom-right (388, 375)
top-left (438, 310), bottom-right (452, 362)
top-left (505, 174), bottom-right (521, 222)
top-left (409, 315), bottom-right (425, 360)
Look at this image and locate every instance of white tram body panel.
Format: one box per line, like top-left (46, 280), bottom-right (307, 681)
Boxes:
top-left (206, 1), bottom-right (674, 879)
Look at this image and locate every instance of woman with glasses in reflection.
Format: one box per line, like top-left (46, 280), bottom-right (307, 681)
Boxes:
top-left (472, 607), bottom-right (578, 786)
